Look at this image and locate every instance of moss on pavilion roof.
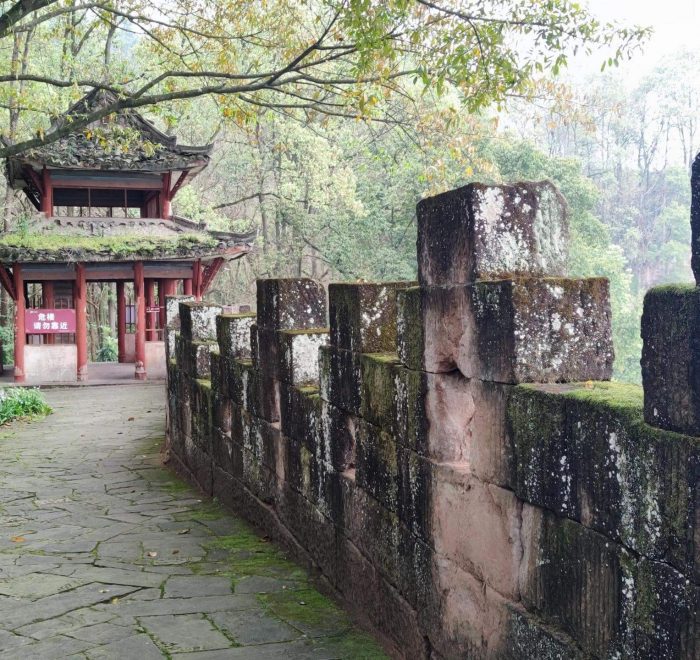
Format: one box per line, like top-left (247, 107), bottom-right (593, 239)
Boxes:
top-left (0, 232), bottom-right (226, 263)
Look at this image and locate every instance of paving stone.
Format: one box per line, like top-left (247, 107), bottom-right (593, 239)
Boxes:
top-left (164, 575), bottom-right (233, 598)
top-left (208, 609), bottom-right (301, 645)
top-left (5, 634), bottom-right (95, 659)
top-left (67, 622), bottom-right (136, 644)
top-left (139, 613), bottom-right (232, 652)
top-left (0, 385), bottom-right (384, 659)
top-left (85, 633), bottom-right (166, 659)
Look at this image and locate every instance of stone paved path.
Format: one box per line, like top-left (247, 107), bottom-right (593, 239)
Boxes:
top-left (0, 385), bottom-right (386, 659)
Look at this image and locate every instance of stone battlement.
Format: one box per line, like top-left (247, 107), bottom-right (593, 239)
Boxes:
top-left (165, 179), bottom-right (698, 658)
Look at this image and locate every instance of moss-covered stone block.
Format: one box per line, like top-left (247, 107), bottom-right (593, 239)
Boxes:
top-left (502, 605), bottom-right (585, 659)
top-left (165, 294), bottom-right (195, 361)
top-left (641, 284), bottom-right (700, 435)
top-left (417, 181), bottom-right (569, 287)
top-left (396, 285), bottom-right (466, 372)
top-left (329, 281), bottom-right (413, 353)
top-left (183, 340), bottom-right (216, 379)
top-left (227, 357), bottom-right (252, 406)
top-left (341, 475), bottom-right (432, 610)
top-left (245, 368), bottom-right (280, 424)
top-left (256, 278), bottom-right (327, 330)
top-left (211, 425), bottom-right (233, 474)
top-left (510, 381), bottom-right (700, 577)
top-left (179, 301), bottom-right (222, 341)
top-left (191, 378), bottom-right (213, 453)
top-left (253, 325), bottom-right (279, 379)
top-left (359, 352), bottom-right (402, 433)
top-left (216, 312), bottom-right (256, 359)
top-left (209, 349), bottom-right (222, 394)
top-left (320, 401), bottom-right (357, 471)
top-left (280, 382), bottom-right (323, 449)
top-left (520, 507), bottom-right (698, 658)
top-left (460, 276), bottom-right (614, 383)
top-left (319, 345), bottom-right (362, 415)
top-left (277, 328), bottom-right (328, 386)
top-left (356, 419), bottom-right (399, 513)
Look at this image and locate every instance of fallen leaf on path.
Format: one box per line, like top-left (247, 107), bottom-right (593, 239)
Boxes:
top-left (146, 551), bottom-right (158, 558)
top-left (10, 536), bottom-right (25, 543)
top-left (177, 529), bottom-right (190, 535)
top-left (127, 417), bottom-right (135, 421)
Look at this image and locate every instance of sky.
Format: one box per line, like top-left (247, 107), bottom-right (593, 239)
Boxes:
top-left (586, 0), bottom-right (700, 74)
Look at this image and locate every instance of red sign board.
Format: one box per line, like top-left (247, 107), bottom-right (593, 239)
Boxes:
top-left (26, 309), bottom-right (76, 334)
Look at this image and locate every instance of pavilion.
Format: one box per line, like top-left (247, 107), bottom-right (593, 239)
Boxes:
top-left (2, 89), bottom-right (253, 383)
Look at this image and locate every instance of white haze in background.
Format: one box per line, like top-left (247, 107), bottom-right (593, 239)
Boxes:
top-left (581, 0), bottom-right (700, 80)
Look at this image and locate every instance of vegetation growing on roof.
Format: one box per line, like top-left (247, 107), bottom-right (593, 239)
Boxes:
top-left (0, 232), bottom-right (218, 262)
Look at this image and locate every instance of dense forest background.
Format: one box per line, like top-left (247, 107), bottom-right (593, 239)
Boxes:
top-left (0, 1), bottom-right (688, 382)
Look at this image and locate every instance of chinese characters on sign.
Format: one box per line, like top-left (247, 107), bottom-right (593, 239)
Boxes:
top-left (25, 309), bottom-right (76, 334)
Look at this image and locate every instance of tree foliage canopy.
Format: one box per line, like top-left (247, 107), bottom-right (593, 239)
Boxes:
top-left (0, 0), bottom-right (648, 157)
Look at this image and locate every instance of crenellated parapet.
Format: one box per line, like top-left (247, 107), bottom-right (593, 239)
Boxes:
top-left (164, 178), bottom-right (698, 659)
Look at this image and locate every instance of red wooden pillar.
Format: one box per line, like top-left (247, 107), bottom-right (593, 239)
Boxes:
top-left (116, 281), bottom-right (127, 363)
top-left (42, 281), bottom-right (55, 345)
top-left (161, 172), bottom-right (172, 219)
top-left (134, 262), bottom-right (146, 380)
top-left (13, 264), bottom-right (25, 383)
top-left (75, 263), bottom-right (88, 381)
top-left (145, 279), bottom-right (155, 340)
top-left (193, 259), bottom-right (203, 301)
top-left (40, 168), bottom-right (52, 215)
top-left (183, 279), bottom-right (193, 296)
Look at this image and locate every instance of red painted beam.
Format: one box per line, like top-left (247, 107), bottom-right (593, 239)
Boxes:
top-left (169, 170), bottom-right (189, 199)
top-left (200, 257), bottom-right (224, 296)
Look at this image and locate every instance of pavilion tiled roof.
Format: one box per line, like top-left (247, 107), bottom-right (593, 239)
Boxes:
top-left (6, 89), bottom-right (212, 178)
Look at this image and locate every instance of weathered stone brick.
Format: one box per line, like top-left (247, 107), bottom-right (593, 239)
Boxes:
top-left (356, 419), bottom-right (399, 513)
top-left (165, 294), bottom-right (195, 361)
top-left (340, 474), bottom-right (432, 609)
top-left (320, 401), bottom-right (357, 471)
top-left (277, 329), bottom-right (328, 386)
top-left (430, 463), bottom-right (522, 599)
top-left (256, 278), bottom-right (327, 330)
top-left (319, 345), bottom-right (362, 415)
top-left (245, 369), bottom-right (280, 423)
top-left (183, 340), bottom-right (216, 379)
top-left (417, 181), bottom-right (569, 287)
top-left (329, 281), bottom-right (413, 353)
top-left (459, 276), bottom-right (613, 383)
top-left (641, 284), bottom-right (700, 435)
top-left (501, 605), bottom-right (585, 659)
top-left (279, 382), bottom-right (323, 448)
top-left (396, 285), bottom-right (465, 372)
top-left (179, 301), bottom-right (222, 341)
top-left (253, 325), bottom-right (279, 379)
top-left (427, 553), bottom-right (512, 659)
top-left (216, 312), bottom-right (256, 359)
top-left (520, 506), bottom-right (698, 659)
top-left (510, 382), bottom-right (700, 577)
top-left (691, 152), bottom-right (700, 284)
top-left (360, 353), bottom-right (402, 432)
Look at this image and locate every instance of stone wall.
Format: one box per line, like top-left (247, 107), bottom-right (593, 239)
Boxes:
top-left (165, 179), bottom-right (698, 658)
